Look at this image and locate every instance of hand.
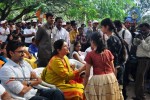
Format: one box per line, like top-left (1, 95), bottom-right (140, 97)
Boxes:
top-left (136, 34), bottom-right (143, 40)
top-left (78, 65), bottom-right (86, 73)
top-left (30, 71), bottom-right (37, 79)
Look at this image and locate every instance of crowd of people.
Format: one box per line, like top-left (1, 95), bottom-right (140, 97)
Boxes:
top-left (0, 12), bottom-right (150, 100)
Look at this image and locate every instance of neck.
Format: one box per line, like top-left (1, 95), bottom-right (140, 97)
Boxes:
top-left (106, 31), bottom-right (112, 37)
top-left (11, 58), bottom-right (20, 64)
top-left (57, 54), bottom-right (64, 59)
top-left (56, 26), bottom-right (61, 30)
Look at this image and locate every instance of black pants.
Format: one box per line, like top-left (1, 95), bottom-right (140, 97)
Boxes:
top-left (134, 58), bottom-right (150, 100)
top-left (30, 88), bottom-right (65, 100)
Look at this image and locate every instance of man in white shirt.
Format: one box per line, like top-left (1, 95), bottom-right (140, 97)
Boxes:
top-left (0, 21), bottom-right (10, 42)
top-left (52, 17), bottom-right (70, 48)
top-left (0, 41), bottom-right (64, 100)
top-left (114, 20), bottom-right (132, 49)
top-left (23, 23), bottom-right (35, 47)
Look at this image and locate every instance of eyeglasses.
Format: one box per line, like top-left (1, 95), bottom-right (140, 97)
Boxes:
top-left (14, 50), bottom-right (25, 54)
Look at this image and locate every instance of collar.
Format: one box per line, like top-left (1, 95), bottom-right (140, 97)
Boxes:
top-left (45, 23), bottom-right (53, 29)
top-left (8, 59), bottom-right (24, 67)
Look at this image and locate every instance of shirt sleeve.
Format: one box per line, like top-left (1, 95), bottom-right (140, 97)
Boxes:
top-left (85, 52), bottom-right (92, 65)
top-left (0, 67), bottom-right (24, 94)
top-left (106, 50), bottom-right (114, 61)
top-left (124, 30), bottom-right (132, 45)
top-left (0, 84), bottom-right (6, 96)
top-left (35, 27), bottom-right (43, 41)
top-left (51, 57), bottom-right (75, 80)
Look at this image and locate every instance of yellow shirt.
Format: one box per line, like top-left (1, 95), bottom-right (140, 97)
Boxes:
top-left (69, 30), bottom-right (79, 44)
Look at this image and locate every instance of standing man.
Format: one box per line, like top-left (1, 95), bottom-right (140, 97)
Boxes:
top-left (133, 23), bottom-right (150, 100)
top-left (35, 13), bottom-right (54, 67)
top-left (52, 17), bottom-right (70, 47)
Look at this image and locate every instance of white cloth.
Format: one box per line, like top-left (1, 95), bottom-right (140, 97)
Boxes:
top-left (118, 28), bottom-right (132, 49)
top-left (0, 84), bottom-right (6, 100)
top-left (134, 36), bottom-right (150, 58)
top-left (0, 59), bottom-right (37, 99)
top-left (52, 27), bottom-right (70, 46)
top-left (0, 27), bottom-right (10, 42)
top-left (72, 51), bottom-right (85, 62)
top-left (24, 28), bottom-right (35, 43)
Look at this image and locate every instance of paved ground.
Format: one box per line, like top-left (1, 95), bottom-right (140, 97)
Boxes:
top-left (126, 82), bottom-right (150, 100)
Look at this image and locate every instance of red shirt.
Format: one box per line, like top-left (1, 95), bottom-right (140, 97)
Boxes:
top-left (85, 49), bottom-right (114, 75)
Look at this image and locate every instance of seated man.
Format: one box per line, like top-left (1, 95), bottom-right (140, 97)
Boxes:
top-left (0, 84), bottom-right (14, 100)
top-left (0, 41), bottom-right (65, 100)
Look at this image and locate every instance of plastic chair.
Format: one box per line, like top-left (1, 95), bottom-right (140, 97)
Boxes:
top-left (33, 67), bottom-right (56, 89)
top-left (69, 59), bottom-right (84, 69)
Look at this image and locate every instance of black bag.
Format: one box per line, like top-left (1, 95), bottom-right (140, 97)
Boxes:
top-left (122, 30), bottom-right (137, 64)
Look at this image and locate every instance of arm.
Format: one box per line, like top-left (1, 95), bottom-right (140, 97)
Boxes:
top-left (141, 38), bottom-right (150, 51)
top-left (35, 27), bottom-right (43, 46)
top-left (73, 52), bottom-right (83, 63)
top-left (84, 63), bottom-right (91, 87)
top-left (1, 92), bottom-right (14, 100)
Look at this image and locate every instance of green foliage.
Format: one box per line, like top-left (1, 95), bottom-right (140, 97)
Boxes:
top-left (0, 0), bottom-right (136, 22)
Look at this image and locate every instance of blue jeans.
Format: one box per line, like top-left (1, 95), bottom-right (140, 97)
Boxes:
top-left (30, 88), bottom-right (65, 100)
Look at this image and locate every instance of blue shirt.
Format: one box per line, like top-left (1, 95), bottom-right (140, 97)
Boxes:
top-left (28, 44), bottom-right (38, 55)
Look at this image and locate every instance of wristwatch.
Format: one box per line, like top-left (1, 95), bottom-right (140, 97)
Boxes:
top-left (27, 81), bottom-right (32, 87)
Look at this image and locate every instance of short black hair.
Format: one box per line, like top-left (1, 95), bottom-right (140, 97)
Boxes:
top-left (138, 23), bottom-right (150, 29)
top-left (55, 17), bottom-right (63, 22)
top-left (46, 13), bottom-right (54, 19)
top-left (114, 20), bottom-right (122, 28)
top-left (6, 41), bottom-right (24, 58)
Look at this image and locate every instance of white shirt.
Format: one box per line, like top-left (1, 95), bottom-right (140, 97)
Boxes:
top-left (72, 51), bottom-right (85, 62)
top-left (0, 84), bottom-right (6, 100)
top-left (24, 28), bottom-right (35, 43)
top-left (0, 27), bottom-right (10, 42)
top-left (118, 28), bottom-right (132, 49)
top-left (0, 59), bottom-right (37, 99)
top-left (52, 27), bottom-right (70, 46)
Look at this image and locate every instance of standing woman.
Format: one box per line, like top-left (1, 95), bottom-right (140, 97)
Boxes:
top-left (84, 33), bottom-right (123, 100)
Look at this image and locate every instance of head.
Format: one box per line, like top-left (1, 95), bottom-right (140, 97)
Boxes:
top-left (46, 13), bottom-right (54, 25)
top-left (93, 20), bottom-right (99, 28)
top-left (55, 17), bottom-right (63, 30)
top-left (138, 23), bottom-right (150, 35)
top-left (26, 22), bottom-right (31, 29)
top-left (74, 41), bottom-right (81, 52)
top-left (6, 41), bottom-right (25, 63)
top-left (7, 34), bottom-right (13, 41)
top-left (32, 37), bottom-right (36, 45)
top-left (101, 18), bottom-right (115, 35)
top-left (114, 20), bottom-right (123, 32)
top-left (90, 32), bottom-right (106, 53)
top-left (71, 21), bottom-right (78, 31)
top-left (78, 27), bottom-right (84, 35)
top-left (81, 24), bottom-right (86, 28)
top-left (52, 39), bottom-right (69, 57)
top-left (0, 42), bottom-right (7, 56)
top-left (88, 20), bottom-right (92, 27)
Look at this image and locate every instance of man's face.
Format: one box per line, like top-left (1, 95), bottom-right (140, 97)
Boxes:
top-left (140, 26), bottom-right (149, 35)
top-left (56, 19), bottom-right (63, 29)
top-left (124, 21), bottom-right (131, 29)
top-left (47, 16), bottom-right (54, 25)
top-left (10, 47), bottom-right (25, 62)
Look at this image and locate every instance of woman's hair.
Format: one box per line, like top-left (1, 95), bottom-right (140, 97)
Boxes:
top-left (51, 39), bottom-right (65, 58)
top-left (90, 32), bottom-right (106, 53)
top-left (73, 41), bottom-right (81, 51)
top-left (101, 18), bottom-right (117, 33)
top-left (0, 42), bottom-right (7, 56)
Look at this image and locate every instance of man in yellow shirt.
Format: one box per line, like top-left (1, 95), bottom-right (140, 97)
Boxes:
top-left (69, 22), bottom-right (79, 53)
